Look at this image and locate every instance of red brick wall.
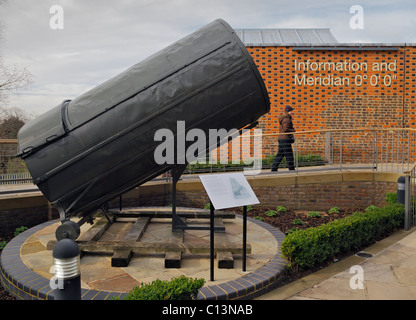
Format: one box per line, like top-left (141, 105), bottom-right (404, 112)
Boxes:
top-left (174, 181), bottom-right (396, 211)
top-left (0, 206), bottom-right (58, 236)
top-left (0, 175), bottom-right (397, 236)
top-left (246, 46), bottom-right (416, 160)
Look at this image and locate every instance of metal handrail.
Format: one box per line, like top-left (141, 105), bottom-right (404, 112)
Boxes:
top-left (255, 127), bottom-right (416, 138)
top-left (0, 139), bottom-right (18, 144)
top-left (404, 163), bottom-right (416, 175)
top-left (1, 128), bottom-right (416, 142)
top-left (2, 128), bottom-right (416, 181)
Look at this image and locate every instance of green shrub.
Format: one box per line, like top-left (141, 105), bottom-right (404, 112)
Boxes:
top-left (14, 226), bottom-right (28, 237)
top-left (308, 212), bottom-right (321, 218)
top-left (286, 228), bottom-right (300, 235)
top-left (0, 241), bottom-right (6, 250)
top-left (328, 207), bottom-right (340, 214)
top-left (265, 210), bottom-right (278, 217)
top-left (386, 193), bottom-right (397, 205)
top-left (276, 206), bottom-right (288, 213)
top-left (281, 203), bottom-right (404, 272)
top-left (120, 276), bottom-right (205, 300)
top-left (365, 205), bottom-right (378, 212)
top-left (292, 218), bottom-right (305, 225)
top-left (241, 205), bottom-right (253, 212)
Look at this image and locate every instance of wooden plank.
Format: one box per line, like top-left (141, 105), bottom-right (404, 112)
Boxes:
top-left (77, 240), bottom-right (251, 255)
top-left (214, 218), bottom-right (226, 233)
top-left (217, 251), bottom-right (234, 269)
top-left (111, 217), bottom-right (150, 267)
top-left (214, 218), bottom-right (234, 269)
top-left (46, 214), bottom-right (115, 249)
top-left (77, 214), bottom-right (116, 242)
top-left (78, 241), bottom-right (183, 254)
top-left (165, 251), bottom-right (181, 268)
top-left (123, 217), bottom-right (150, 241)
top-left (108, 208), bottom-right (235, 219)
top-left (165, 230), bottom-right (183, 268)
top-left (111, 249), bottom-right (133, 267)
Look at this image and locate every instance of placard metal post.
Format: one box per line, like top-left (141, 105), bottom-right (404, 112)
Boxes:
top-left (243, 205), bottom-right (247, 272)
top-left (210, 200), bottom-right (215, 281)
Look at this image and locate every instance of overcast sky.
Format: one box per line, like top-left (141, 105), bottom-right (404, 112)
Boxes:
top-left (0, 0), bottom-right (415, 116)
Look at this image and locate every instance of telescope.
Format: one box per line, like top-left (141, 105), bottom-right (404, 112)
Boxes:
top-left (16, 19), bottom-right (270, 239)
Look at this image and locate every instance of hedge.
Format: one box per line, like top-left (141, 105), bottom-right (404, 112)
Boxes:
top-left (118, 276), bottom-right (205, 300)
top-left (280, 203), bottom-right (404, 272)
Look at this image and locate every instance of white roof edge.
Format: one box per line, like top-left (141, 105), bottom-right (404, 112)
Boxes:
top-left (235, 28), bottom-right (416, 47)
top-left (235, 28), bottom-right (338, 45)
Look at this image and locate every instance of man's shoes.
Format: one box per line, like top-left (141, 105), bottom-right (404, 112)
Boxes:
top-left (271, 168), bottom-right (278, 172)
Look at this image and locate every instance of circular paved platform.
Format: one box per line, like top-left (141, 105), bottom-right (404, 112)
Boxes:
top-left (0, 210), bottom-right (286, 300)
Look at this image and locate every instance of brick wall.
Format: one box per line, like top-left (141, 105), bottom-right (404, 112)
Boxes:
top-left (246, 46), bottom-right (416, 160)
top-left (0, 205), bottom-right (58, 236)
top-left (0, 172), bottom-right (398, 236)
top-left (170, 173), bottom-right (398, 211)
top-left (249, 181), bottom-right (396, 211)
top-left (173, 182), bottom-right (395, 212)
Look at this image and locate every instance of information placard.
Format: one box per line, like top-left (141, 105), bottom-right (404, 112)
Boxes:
top-left (199, 172), bottom-right (259, 210)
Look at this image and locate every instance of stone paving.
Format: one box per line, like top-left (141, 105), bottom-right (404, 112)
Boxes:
top-left (1, 211), bottom-right (286, 300)
top-left (258, 227), bottom-right (416, 300)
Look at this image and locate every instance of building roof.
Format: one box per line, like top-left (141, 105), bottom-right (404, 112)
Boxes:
top-left (235, 28), bottom-right (338, 46)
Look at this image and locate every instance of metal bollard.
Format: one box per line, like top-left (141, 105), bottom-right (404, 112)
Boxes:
top-left (397, 176), bottom-right (406, 205)
top-left (52, 238), bottom-right (81, 300)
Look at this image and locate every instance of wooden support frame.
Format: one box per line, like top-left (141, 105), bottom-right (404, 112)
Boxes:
top-left (47, 207), bottom-right (250, 270)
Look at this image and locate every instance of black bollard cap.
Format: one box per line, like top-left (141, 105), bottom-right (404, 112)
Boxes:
top-left (53, 238), bottom-right (80, 259)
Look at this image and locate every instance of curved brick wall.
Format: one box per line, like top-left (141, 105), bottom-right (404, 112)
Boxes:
top-left (0, 171), bottom-right (400, 236)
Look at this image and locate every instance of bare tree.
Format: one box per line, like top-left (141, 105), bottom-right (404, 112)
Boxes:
top-left (0, 0), bottom-right (34, 107)
top-left (0, 106), bottom-right (31, 138)
top-left (0, 59), bottom-right (33, 104)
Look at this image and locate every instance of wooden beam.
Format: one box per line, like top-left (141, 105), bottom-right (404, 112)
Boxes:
top-left (77, 214), bottom-right (116, 242)
top-left (108, 208), bottom-right (236, 219)
top-left (214, 218), bottom-right (234, 269)
top-left (165, 230), bottom-right (183, 268)
top-left (77, 240), bottom-right (251, 255)
top-left (123, 217), bottom-right (150, 241)
top-left (165, 251), bottom-right (182, 268)
top-left (111, 249), bottom-right (133, 267)
top-left (111, 217), bottom-right (151, 267)
top-left (217, 251), bottom-right (234, 269)
top-left (47, 214), bottom-right (116, 249)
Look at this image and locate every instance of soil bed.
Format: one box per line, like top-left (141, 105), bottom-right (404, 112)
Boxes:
top-left (237, 206), bottom-right (359, 234)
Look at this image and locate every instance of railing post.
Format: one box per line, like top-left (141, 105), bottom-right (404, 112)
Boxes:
top-left (375, 132), bottom-right (379, 171)
top-left (325, 132), bottom-right (332, 164)
top-left (404, 175), bottom-right (412, 231)
top-left (372, 131), bottom-right (376, 171)
top-left (339, 132), bottom-right (343, 172)
top-left (295, 134), bottom-right (298, 171)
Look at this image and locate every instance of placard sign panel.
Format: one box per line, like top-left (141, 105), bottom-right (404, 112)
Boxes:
top-left (199, 172), bottom-right (259, 210)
